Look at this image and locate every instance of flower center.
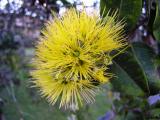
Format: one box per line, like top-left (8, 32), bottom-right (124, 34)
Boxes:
top-left (73, 50), bottom-right (80, 57)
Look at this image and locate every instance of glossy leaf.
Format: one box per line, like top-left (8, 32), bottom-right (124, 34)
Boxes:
top-left (111, 61), bottom-right (144, 96)
top-left (111, 42), bottom-right (160, 96)
top-left (132, 43), bottom-right (160, 94)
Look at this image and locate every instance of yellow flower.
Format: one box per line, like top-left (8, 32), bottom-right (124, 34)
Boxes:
top-left (31, 8), bottom-right (126, 109)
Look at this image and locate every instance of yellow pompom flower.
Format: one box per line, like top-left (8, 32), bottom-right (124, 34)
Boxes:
top-left (31, 8), bottom-right (126, 109)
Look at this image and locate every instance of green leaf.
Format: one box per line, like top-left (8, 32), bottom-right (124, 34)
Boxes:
top-left (111, 42), bottom-right (160, 96)
top-left (111, 61), bottom-right (144, 96)
top-left (149, 108), bottom-right (160, 119)
top-left (132, 43), bottom-right (160, 94)
top-left (153, 0), bottom-right (160, 40)
top-left (111, 44), bottom-right (150, 95)
top-left (100, 0), bottom-right (141, 31)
